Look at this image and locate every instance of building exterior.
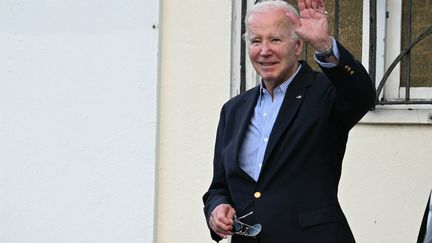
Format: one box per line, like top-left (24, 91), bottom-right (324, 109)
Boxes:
top-left (1, 0), bottom-right (430, 243)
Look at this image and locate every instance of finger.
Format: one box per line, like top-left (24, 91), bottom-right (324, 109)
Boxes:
top-left (312, 0), bottom-right (325, 10)
top-left (209, 215), bottom-right (231, 238)
top-left (304, 0), bottom-right (312, 9)
top-left (216, 232), bottom-right (228, 239)
top-left (298, 0), bottom-right (306, 12)
top-left (211, 224), bottom-right (229, 239)
top-left (212, 223), bottom-right (229, 239)
top-left (311, 0), bottom-right (318, 10)
top-left (214, 220), bottom-right (232, 234)
top-left (217, 217), bottom-right (232, 227)
top-left (214, 223), bottom-right (232, 233)
top-left (211, 212), bottom-right (233, 231)
top-left (318, 0), bottom-right (326, 9)
top-left (216, 205), bottom-right (234, 225)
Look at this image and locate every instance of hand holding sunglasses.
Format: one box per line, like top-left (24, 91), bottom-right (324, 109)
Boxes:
top-left (232, 211), bottom-right (262, 237)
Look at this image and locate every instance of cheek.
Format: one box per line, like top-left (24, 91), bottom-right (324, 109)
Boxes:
top-left (281, 50), bottom-right (297, 63)
top-left (248, 47), bottom-right (259, 60)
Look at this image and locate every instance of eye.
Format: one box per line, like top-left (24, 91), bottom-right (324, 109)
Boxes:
top-left (249, 39), bottom-right (261, 45)
top-left (271, 38), bottom-right (282, 43)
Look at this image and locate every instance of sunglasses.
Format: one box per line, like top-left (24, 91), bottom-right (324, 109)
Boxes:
top-left (232, 211), bottom-right (262, 237)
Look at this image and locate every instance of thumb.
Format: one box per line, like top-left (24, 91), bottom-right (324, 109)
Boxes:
top-left (227, 207), bottom-right (236, 220)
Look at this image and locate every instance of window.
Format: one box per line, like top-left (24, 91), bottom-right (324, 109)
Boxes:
top-left (372, 0), bottom-right (432, 102)
top-left (231, 0), bottom-right (432, 124)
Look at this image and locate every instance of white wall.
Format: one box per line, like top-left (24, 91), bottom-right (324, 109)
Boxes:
top-left (341, 124), bottom-right (432, 243)
top-left (0, 1), bottom-right (159, 242)
top-left (157, 0), bottom-right (232, 242)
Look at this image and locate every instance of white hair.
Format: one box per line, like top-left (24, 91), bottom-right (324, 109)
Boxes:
top-left (244, 0), bottom-right (300, 42)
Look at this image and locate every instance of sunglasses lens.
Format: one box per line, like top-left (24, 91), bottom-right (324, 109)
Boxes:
top-left (244, 224), bottom-right (261, 237)
top-left (232, 221), bottom-right (242, 233)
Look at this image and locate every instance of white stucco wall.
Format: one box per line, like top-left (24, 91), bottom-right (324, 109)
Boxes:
top-left (0, 1), bottom-right (159, 242)
top-left (157, 0), bottom-right (232, 242)
top-left (341, 124), bottom-right (432, 243)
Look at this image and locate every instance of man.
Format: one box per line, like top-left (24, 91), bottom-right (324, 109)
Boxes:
top-left (203, 0), bottom-right (376, 242)
top-left (418, 191), bottom-right (432, 243)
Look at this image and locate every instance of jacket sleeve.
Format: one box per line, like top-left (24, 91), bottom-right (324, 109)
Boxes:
top-left (202, 105), bottom-right (232, 242)
top-left (319, 41), bottom-right (376, 131)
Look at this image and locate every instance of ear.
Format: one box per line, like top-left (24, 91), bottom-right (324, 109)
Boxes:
top-left (295, 39), bottom-right (303, 56)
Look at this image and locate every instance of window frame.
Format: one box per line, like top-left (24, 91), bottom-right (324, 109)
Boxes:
top-left (362, 0), bottom-right (432, 124)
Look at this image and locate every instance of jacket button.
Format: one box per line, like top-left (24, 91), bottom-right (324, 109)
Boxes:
top-left (254, 192), bottom-right (262, 199)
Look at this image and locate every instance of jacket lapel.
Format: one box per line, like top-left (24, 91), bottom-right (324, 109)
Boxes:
top-left (262, 62), bottom-right (314, 168)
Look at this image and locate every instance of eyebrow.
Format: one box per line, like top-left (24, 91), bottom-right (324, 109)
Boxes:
top-left (249, 34), bottom-right (285, 39)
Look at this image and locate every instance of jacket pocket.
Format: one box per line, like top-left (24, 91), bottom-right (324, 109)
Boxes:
top-left (298, 206), bottom-right (347, 228)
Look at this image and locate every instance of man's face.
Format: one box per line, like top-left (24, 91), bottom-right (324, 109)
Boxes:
top-left (246, 10), bottom-right (302, 87)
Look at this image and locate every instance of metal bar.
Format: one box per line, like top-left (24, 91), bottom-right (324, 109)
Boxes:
top-left (369, 0), bottom-right (377, 89)
top-left (334, 0), bottom-right (340, 39)
top-left (376, 100), bottom-right (432, 105)
top-left (303, 44), bottom-right (308, 62)
top-left (404, 0), bottom-right (412, 101)
top-left (240, 0), bottom-right (247, 93)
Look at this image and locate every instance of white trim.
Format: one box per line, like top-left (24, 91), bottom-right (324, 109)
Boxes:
top-left (144, 1), bottom-right (160, 242)
top-left (231, 0), bottom-right (242, 97)
top-left (400, 88), bottom-right (432, 99)
top-left (361, 105), bottom-right (432, 124)
top-left (383, 0), bottom-right (402, 99)
top-left (361, 0), bottom-right (370, 72)
top-left (376, 0), bottom-right (387, 91)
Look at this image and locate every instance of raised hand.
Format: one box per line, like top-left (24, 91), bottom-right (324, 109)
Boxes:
top-left (286, 0), bottom-right (331, 51)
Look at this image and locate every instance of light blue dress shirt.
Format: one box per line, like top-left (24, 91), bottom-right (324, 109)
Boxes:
top-left (238, 38), bottom-right (340, 181)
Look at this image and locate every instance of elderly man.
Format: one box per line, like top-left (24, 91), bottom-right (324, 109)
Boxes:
top-left (203, 0), bottom-right (376, 242)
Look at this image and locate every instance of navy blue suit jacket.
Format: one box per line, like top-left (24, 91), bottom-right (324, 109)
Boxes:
top-left (418, 192), bottom-right (431, 243)
top-left (203, 42), bottom-right (376, 243)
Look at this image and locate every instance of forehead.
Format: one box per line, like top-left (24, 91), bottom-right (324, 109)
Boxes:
top-left (246, 10), bottom-right (291, 36)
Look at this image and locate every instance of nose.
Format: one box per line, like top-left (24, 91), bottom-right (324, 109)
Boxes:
top-left (260, 42), bottom-right (272, 55)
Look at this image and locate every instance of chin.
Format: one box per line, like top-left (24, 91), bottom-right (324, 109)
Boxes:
top-left (259, 73), bottom-right (275, 80)
top-left (262, 76), bottom-right (277, 82)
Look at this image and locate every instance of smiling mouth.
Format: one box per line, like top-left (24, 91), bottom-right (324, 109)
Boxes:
top-left (260, 62), bottom-right (277, 67)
